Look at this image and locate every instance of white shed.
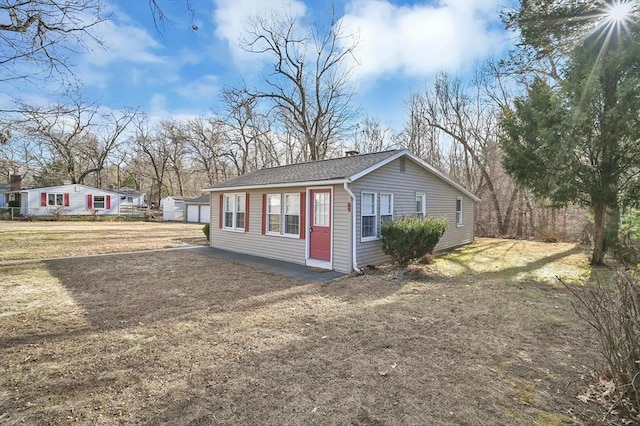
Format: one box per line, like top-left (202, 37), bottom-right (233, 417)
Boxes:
top-left (160, 196), bottom-right (186, 221)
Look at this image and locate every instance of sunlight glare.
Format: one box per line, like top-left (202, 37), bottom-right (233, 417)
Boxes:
top-left (605, 1), bottom-right (633, 23)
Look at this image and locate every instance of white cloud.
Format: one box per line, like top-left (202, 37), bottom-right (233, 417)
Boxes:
top-left (175, 75), bottom-right (220, 102)
top-left (340, 0), bottom-right (506, 80)
top-left (84, 19), bottom-right (164, 67)
top-left (213, 0), bottom-right (307, 70)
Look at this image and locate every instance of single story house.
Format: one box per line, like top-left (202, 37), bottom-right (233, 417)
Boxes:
top-left (203, 149), bottom-right (480, 274)
top-left (184, 195), bottom-right (211, 223)
top-left (160, 196), bottom-right (187, 221)
top-left (4, 184), bottom-right (124, 217)
top-left (118, 187), bottom-right (146, 207)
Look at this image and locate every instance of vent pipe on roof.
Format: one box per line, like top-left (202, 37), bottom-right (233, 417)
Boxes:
top-left (345, 150), bottom-right (359, 157)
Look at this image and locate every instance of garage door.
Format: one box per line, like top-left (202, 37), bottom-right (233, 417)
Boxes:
top-left (200, 205), bottom-right (210, 223)
top-left (186, 205), bottom-right (200, 222)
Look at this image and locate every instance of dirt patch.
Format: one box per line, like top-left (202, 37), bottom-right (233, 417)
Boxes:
top-left (0, 237), bottom-right (605, 424)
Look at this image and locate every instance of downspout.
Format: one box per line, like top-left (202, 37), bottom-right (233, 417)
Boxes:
top-left (343, 182), bottom-right (363, 274)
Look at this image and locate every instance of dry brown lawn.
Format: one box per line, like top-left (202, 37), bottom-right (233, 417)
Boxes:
top-left (0, 221), bottom-right (207, 261)
top-left (0, 226), bottom-right (604, 425)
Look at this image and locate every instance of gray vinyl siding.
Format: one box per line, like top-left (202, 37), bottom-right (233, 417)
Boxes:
top-left (332, 186), bottom-right (352, 274)
top-left (210, 187), bottom-right (307, 266)
top-left (352, 158), bottom-right (475, 267)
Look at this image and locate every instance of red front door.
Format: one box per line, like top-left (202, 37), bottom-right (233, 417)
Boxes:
top-left (309, 189), bottom-right (331, 261)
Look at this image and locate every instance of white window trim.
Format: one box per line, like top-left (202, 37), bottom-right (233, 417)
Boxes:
top-left (265, 193), bottom-right (301, 238)
top-left (380, 193), bottom-right (393, 224)
top-left (283, 193), bottom-right (301, 237)
top-left (456, 196), bottom-right (463, 227)
top-left (48, 193), bottom-right (64, 207)
top-left (416, 192), bottom-right (426, 218)
top-left (266, 193), bottom-right (282, 235)
top-left (223, 193), bottom-right (246, 232)
top-left (93, 195), bottom-right (106, 209)
top-left (361, 191), bottom-right (377, 242)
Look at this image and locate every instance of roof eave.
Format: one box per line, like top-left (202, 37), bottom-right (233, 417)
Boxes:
top-left (203, 178), bottom-right (349, 192)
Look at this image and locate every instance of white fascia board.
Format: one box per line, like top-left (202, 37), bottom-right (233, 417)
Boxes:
top-left (349, 149), bottom-right (481, 202)
top-left (202, 178), bottom-right (349, 192)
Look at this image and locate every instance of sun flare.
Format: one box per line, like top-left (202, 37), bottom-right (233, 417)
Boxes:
top-left (605, 1), bottom-right (634, 24)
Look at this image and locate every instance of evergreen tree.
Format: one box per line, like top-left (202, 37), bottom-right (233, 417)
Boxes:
top-left (501, 1), bottom-right (640, 264)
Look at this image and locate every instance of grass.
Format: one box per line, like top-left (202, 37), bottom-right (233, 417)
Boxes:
top-left (0, 221), bottom-right (206, 261)
top-left (0, 229), bottom-right (604, 425)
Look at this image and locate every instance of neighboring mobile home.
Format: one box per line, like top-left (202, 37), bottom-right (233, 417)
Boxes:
top-left (204, 149), bottom-right (480, 274)
top-left (4, 184), bottom-right (123, 217)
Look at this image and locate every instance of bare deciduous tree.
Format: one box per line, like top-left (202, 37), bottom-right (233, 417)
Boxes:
top-left (351, 116), bottom-right (392, 154)
top-left (20, 99), bottom-right (137, 185)
top-left (228, 11), bottom-right (358, 162)
top-left (420, 73), bottom-right (519, 236)
top-left (0, 0), bottom-right (105, 88)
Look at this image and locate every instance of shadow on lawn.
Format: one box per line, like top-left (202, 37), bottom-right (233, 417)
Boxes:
top-left (438, 245), bottom-right (585, 283)
top-left (2, 249), bottom-right (400, 349)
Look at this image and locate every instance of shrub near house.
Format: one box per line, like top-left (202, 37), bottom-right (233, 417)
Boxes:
top-left (380, 216), bottom-right (448, 266)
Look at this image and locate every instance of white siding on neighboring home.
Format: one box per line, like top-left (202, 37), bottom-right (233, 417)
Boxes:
top-left (352, 157), bottom-right (475, 267)
top-left (210, 188), bottom-right (307, 267)
top-left (25, 184), bottom-right (121, 216)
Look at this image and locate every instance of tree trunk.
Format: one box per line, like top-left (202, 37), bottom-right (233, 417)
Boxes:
top-left (592, 202), bottom-right (607, 265)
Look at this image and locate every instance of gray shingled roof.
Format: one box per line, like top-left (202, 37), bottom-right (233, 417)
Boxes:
top-left (208, 150), bottom-right (400, 189)
top-left (185, 194), bottom-right (210, 204)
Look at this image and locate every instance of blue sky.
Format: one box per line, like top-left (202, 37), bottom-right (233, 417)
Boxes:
top-left (8, 0), bottom-right (514, 130)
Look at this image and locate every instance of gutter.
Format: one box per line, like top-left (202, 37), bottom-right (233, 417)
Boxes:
top-left (343, 182), bottom-right (363, 275)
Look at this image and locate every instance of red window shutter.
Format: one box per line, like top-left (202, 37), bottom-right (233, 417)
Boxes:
top-left (40, 193), bottom-right (47, 207)
top-left (299, 191), bottom-right (306, 239)
top-left (261, 194), bottom-right (267, 235)
top-left (87, 194), bottom-right (92, 209)
top-left (244, 194), bottom-right (250, 232)
top-left (218, 194), bottom-right (223, 229)
top-left (106, 195), bottom-right (111, 209)
top-left (63, 193), bottom-right (69, 207)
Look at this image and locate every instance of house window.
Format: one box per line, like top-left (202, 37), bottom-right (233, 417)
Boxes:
top-left (361, 192), bottom-right (377, 241)
top-left (456, 197), bottom-right (463, 226)
top-left (266, 194), bottom-right (281, 233)
top-left (93, 195), bottom-right (105, 209)
top-left (48, 193), bottom-right (64, 206)
top-left (224, 193), bottom-right (246, 231)
top-left (416, 193), bottom-right (426, 218)
top-left (380, 193), bottom-right (393, 224)
top-left (127, 196), bottom-right (133, 203)
top-left (284, 193), bottom-right (300, 235)
top-left (265, 193), bottom-right (300, 236)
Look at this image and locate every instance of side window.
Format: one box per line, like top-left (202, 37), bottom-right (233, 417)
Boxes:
top-left (456, 197), bottom-right (463, 226)
top-left (361, 192), bottom-right (377, 240)
top-left (223, 193), bottom-right (247, 231)
top-left (380, 193), bottom-right (393, 224)
top-left (234, 194), bottom-right (245, 229)
top-left (93, 195), bottom-right (105, 209)
top-left (266, 194), bottom-right (281, 233)
top-left (415, 193), bottom-right (426, 218)
top-left (284, 193), bottom-right (300, 235)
